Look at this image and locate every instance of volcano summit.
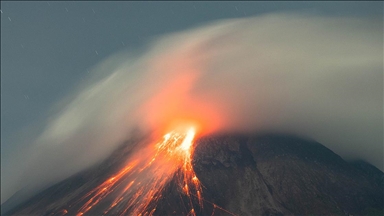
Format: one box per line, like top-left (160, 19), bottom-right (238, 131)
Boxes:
top-left (3, 133), bottom-right (383, 216)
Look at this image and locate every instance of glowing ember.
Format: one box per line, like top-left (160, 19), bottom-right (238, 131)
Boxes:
top-left (72, 125), bottom-right (199, 215)
top-left (72, 125), bottom-right (235, 216)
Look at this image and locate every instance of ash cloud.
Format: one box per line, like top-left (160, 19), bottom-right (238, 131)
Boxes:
top-left (2, 13), bottom-right (382, 205)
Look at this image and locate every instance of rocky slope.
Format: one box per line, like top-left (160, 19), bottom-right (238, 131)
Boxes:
top-left (190, 134), bottom-right (383, 215)
top-left (3, 134), bottom-right (383, 215)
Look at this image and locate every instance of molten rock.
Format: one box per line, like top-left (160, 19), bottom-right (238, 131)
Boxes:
top-left (3, 134), bottom-right (383, 216)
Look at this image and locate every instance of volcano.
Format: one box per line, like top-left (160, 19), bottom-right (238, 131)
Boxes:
top-left (3, 133), bottom-right (383, 216)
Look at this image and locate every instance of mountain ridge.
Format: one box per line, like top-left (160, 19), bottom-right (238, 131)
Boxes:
top-left (3, 133), bottom-right (383, 215)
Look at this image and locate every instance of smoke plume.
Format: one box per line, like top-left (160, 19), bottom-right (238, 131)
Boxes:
top-left (2, 13), bottom-right (382, 205)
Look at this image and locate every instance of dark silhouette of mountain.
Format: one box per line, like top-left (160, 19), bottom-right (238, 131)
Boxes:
top-left (3, 134), bottom-right (383, 216)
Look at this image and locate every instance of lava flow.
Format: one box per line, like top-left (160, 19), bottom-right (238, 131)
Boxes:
top-left (74, 125), bottom-right (205, 216)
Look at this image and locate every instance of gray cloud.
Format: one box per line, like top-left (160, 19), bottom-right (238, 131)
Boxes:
top-left (2, 13), bottom-right (382, 205)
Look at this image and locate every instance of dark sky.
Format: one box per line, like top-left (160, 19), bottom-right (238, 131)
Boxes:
top-left (1, 1), bottom-right (382, 161)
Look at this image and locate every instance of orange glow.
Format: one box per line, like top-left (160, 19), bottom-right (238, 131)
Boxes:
top-left (71, 123), bottom-right (236, 216)
top-left (179, 127), bottom-right (195, 151)
top-left (137, 62), bottom-right (225, 138)
top-left (73, 124), bottom-right (203, 216)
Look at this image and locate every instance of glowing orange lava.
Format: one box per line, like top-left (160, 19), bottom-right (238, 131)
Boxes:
top-left (73, 123), bottom-right (236, 216)
top-left (74, 125), bottom-right (203, 216)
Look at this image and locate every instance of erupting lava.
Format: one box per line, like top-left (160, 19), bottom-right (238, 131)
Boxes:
top-left (75, 124), bottom-right (207, 216)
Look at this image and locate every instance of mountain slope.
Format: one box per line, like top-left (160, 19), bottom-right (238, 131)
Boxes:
top-left (188, 134), bottom-right (383, 215)
top-left (3, 134), bottom-right (383, 216)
